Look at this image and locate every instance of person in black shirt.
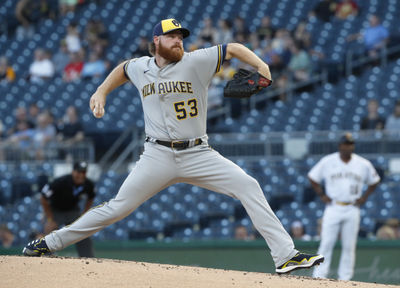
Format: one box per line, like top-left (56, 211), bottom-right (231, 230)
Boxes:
top-left (360, 99), bottom-right (385, 130)
top-left (40, 161), bottom-right (95, 257)
top-left (310, 0), bottom-right (337, 23)
top-left (131, 36), bottom-right (152, 58)
top-left (57, 106), bottom-right (85, 144)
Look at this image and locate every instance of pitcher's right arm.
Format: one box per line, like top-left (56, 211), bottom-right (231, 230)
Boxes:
top-left (90, 60), bottom-right (130, 118)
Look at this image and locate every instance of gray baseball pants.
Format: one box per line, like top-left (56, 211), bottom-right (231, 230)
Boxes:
top-left (52, 208), bottom-right (95, 258)
top-left (45, 141), bottom-right (297, 267)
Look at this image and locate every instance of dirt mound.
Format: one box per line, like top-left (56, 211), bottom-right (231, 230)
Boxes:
top-left (0, 256), bottom-right (396, 288)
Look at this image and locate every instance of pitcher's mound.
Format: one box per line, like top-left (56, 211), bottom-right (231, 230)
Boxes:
top-left (0, 256), bottom-right (395, 288)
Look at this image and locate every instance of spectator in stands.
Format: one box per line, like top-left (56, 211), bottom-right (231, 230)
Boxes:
top-left (59, 0), bottom-right (78, 15)
top-left (198, 17), bottom-right (217, 47)
top-left (28, 48), bottom-right (55, 83)
top-left (273, 74), bottom-right (289, 102)
top-left (292, 21), bottom-right (312, 51)
top-left (376, 219), bottom-right (400, 240)
top-left (0, 56), bottom-right (16, 83)
top-left (235, 33), bottom-right (249, 48)
top-left (385, 100), bottom-right (400, 134)
top-left (261, 43), bottom-right (282, 71)
top-left (234, 225), bottom-right (255, 241)
top-left (53, 40), bottom-right (71, 76)
top-left (63, 51), bottom-right (84, 82)
top-left (33, 112), bottom-right (57, 159)
top-left (131, 36), bottom-right (151, 58)
top-left (232, 16), bottom-right (250, 43)
top-left (0, 224), bottom-right (15, 248)
top-left (84, 18), bottom-right (109, 56)
top-left (81, 52), bottom-right (108, 80)
top-left (335, 0), bottom-right (358, 20)
top-left (214, 19), bottom-right (233, 44)
top-left (7, 107), bottom-right (35, 136)
top-left (249, 33), bottom-right (263, 57)
top-left (309, 0), bottom-right (337, 23)
top-left (28, 103), bottom-right (40, 127)
top-left (15, 0), bottom-right (35, 39)
top-left (270, 29), bottom-right (292, 71)
top-left (347, 15), bottom-right (389, 58)
top-left (288, 42), bottom-right (312, 82)
top-left (57, 106), bottom-right (85, 145)
top-left (65, 22), bottom-right (82, 53)
top-left (290, 221), bottom-right (312, 241)
top-left (15, 0), bottom-right (56, 39)
top-left (34, 113), bottom-right (56, 144)
top-left (6, 120), bottom-right (35, 149)
top-left (256, 16), bottom-right (275, 43)
top-left (360, 99), bottom-right (385, 130)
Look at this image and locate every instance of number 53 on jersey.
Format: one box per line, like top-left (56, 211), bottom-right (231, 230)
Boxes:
top-left (174, 99), bottom-right (198, 120)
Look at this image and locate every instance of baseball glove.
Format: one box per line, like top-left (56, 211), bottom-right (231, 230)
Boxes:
top-left (223, 69), bottom-right (272, 98)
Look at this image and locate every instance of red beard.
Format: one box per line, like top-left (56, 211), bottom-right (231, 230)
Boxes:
top-left (158, 41), bottom-right (184, 62)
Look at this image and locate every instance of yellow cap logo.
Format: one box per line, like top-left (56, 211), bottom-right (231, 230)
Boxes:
top-left (161, 19), bottom-right (182, 33)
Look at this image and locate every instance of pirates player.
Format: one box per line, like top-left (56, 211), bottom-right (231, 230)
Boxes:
top-left (309, 133), bottom-right (380, 280)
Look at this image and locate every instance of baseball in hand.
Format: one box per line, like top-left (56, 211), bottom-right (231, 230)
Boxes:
top-left (93, 106), bottom-right (105, 118)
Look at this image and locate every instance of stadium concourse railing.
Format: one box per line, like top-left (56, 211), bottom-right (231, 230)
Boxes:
top-left (345, 43), bottom-right (400, 77)
top-left (102, 130), bottom-right (400, 172)
top-left (0, 140), bottom-right (95, 163)
top-left (206, 130), bottom-right (400, 161)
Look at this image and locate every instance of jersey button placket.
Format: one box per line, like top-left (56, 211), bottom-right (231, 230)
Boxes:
top-left (156, 70), bottom-right (169, 139)
top-left (159, 69), bottom-right (175, 140)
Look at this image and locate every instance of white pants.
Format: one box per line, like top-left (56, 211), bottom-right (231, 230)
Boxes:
top-left (46, 142), bottom-right (297, 266)
top-left (313, 203), bottom-right (360, 280)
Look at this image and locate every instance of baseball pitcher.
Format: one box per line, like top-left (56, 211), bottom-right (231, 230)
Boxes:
top-left (23, 18), bottom-right (323, 274)
top-left (309, 133), bottom-right (380, 280)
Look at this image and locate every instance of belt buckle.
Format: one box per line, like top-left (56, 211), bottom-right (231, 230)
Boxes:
top-left (171, 140), bottom-right (184, 149)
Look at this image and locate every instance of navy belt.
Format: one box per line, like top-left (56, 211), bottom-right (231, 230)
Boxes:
top-left (146, 137), bottom-right (203, 150)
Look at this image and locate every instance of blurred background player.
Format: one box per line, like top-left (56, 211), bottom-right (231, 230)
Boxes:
top-left (40, 161), bottom-right (95, 257)
top-left (308, 133), bottom-right (380, 280)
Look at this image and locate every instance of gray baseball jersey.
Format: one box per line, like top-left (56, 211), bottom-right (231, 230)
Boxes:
top-left (43, 44), bottom-right (299, 268)
top-left (124, 45), bottom-right (225, 140)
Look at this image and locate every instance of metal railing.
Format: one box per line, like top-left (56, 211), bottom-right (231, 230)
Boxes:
top-left (104, 130), bottom-right (400, 173)
top-left (345, 43), bottom-right (400, 77)
top-left (97, 128), bottom-right (144, 172)
top-left (0, 140), bottom-right (95, 163)
top-left (207, 130), bottom-right (400, 161)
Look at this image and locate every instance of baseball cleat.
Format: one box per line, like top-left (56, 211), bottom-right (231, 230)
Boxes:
top-left (275, 252), bottom-right (324, 274)
top-left (22, 238), bottom-right (52, 256)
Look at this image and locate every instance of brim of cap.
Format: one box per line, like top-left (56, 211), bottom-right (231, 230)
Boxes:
top-left (164, 27), bottom-right (190, 38)
top-left (340, 141), bottom-right (355, 145)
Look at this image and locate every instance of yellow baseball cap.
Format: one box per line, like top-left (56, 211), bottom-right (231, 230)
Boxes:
top-left (153, 18), bottom-right (190, 38)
